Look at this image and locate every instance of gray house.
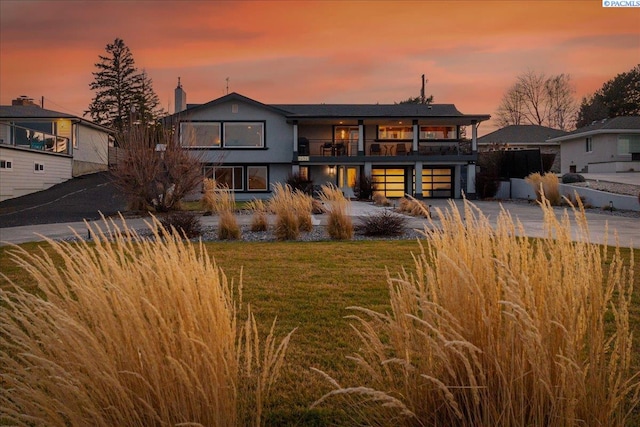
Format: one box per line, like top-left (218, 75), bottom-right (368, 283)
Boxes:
top-left (547, 116), bottom-right (640, 174)
top-left (477, 124), bottom-right (567, 173)
top-left (170, 90), bottom-right (490, 200)
top-left (0, 98), bottom-right (112, 201)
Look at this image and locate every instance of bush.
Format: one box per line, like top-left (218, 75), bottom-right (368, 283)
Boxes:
top-left (525, 172), bottom-right (560, 206)
top-left (353, 175), bottom-right (376, 200)
top-left (246, 198), bottom-right (269, 232)
top-left (285, 172), bottom-right (312, 194)
top-left (218, 210), bottom-right (241, 240)
top-left (397, 197), bottom-right (430, 218)
top-left (372, 192), bottom-right (391, 207)
top-left (0, 218), bottom-right (294, 426)
top-left (314, 197), bottom-right (639, 426)
top-left (320, 184), bottom-right (353, 240)
top-left (562, 173), bottom-right (586, 183)
top-left (270, 183), bottom-right (300, 241)
top-left (159, 211), bottom-right (202, 238)
top-left (355, 210), bottom-right (408, 236)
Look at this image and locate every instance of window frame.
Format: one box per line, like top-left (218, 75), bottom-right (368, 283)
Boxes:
top-left (223, 121), bottom-right (265, 148)
top-left (585, 137), bottom-right (593, 153)
top-left (180, 122), bottom-right (222, 148)
top-left (247, 166), bottom-right (269, 191)
top-left (0, 158), bottom-right (13, 170)
top-left (377, 125), bottom-right (414, 141)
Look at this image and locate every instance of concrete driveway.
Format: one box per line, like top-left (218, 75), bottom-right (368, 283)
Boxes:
top-left (1, 199), bottom-right (638, 249)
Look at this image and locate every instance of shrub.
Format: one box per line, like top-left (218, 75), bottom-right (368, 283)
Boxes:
top-left (294, 191), bottom-right (314, 232)
top-left (397, 197), bottom-right (430, 218)
top-left (269, 183), bottom-right (300, 241)
top-left (353, 175), bottom-right (376, 200)
top-left (372, 192), bottom-right (391, 207)
top-left (319, 184), bottom-right (353, 240)
top-left (0, 218), bottom-right (294, 426)
top-left (313, 197), bottom-right (639, 426)
top-left (355, 210), bottom-right (408, 236)
top-left (218, 210), bottom-right (241, 240)
top-left (246, 198), bottom-right (269, 232)
top-left (525, 172), bottom-right (560, 206)
top-left (561, 172), bottom-right (586, 183)
top-left (285, 172), bottom-right (312, 194)
top-left (159, 211), bottom-right (202, 238)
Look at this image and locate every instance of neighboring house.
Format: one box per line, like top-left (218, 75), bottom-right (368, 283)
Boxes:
top-left (547, 116), bottom-right (640, 174)
top-left (477, 124), bottom-right (567, 173)
top-left (0, 97), bottom-right (112, 201)
top-left (168, 90), bottom-right (490, 200)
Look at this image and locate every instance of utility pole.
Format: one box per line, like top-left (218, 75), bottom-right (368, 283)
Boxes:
top-left (226, 77), bottom-right (229, 95)
top-left (421, 74), bottom-right (426, 104)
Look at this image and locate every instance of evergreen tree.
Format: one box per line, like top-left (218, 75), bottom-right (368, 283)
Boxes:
top-left (576, 64), bottom-right (640, 128)
top-left (86, 38), bottom-right (164, 135)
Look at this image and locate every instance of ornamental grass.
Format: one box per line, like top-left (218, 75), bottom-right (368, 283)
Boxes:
top-left (313, 197), bottom-right (639, 426)
top-left (319, 184), bottom-right (353, 240)
top-left (246, 198), bottom-right (269, 232)
top-left (269, 183), bottom-right (300, 241)
top-left (0, 218), bottom-right (294, 426)
top-left (526, 172), bottom-right (561, 206)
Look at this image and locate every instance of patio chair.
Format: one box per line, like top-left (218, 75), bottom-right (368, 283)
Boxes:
top-left (322, 142), bottom-right (334, 156)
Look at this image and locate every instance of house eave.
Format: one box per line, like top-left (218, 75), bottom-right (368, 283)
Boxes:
top-left (547, 128), bottom-right (640, 143)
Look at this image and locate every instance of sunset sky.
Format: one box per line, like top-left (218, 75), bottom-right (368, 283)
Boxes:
top-left (1, 0), bottom-right (638, 134)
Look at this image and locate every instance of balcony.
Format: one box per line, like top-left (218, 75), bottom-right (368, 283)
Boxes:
top-left (297, 138), bottom-right (472, 161)
top-left (0, 123), bottom-right (70, 155)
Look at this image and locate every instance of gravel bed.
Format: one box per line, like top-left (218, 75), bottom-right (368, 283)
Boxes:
top-left (196, 224), bottom-right (427, 243)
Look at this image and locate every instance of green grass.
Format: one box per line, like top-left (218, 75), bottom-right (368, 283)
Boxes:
top-left (1, 240), bottom-right (638, 425)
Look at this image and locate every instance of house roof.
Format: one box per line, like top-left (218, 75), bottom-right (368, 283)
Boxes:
top-left (478, 125), bottom-right (567, 145)
top-left (547, 116), bottom-right (640, 142)
top-left (172, 92), bottom-right (491, 124)
top-left (0, 105), bottom-right (113, 133)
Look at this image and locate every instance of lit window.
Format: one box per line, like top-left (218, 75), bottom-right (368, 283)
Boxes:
top-left (247, 166), bottom-right (268, 191)
top-left (378, 126), bottom-right (413, 140)
top-left (180, 122), bottom-right (221, 147)
top-left (223, 122), bottom-right (264, 148)
top-left (420, 126), bottom-right (457, 140)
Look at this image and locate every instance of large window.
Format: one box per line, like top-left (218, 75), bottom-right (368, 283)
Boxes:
top-left (180, 123), bottom-right (221, 147)
top-left (618, 135), bottom-right (640, 155)
top-left (224, 122), bottom-right (264, 147)
top-left (378, 126), bottom-right (413, 140)
top-left (420, 126), bottom-right (456, 140)
top-left (204, 165), bottom-right (269, 192)
top-left (247, 166), bottom-right (268, 190)
top-left (205, 166), bottom-right (243, 190)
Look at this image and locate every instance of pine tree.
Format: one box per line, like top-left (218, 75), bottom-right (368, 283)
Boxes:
top-left (86, 38), bottom-right (164, 136)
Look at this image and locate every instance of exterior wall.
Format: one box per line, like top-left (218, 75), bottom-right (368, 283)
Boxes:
top-left (588, 161), bottom-right (640, 173)
top-left (0, 146), bottom-right (72, 201)
top-left (561, 133), bottom-right (632, 174)
top-left (182, 99), bottom-right (293, 165)
top-left (73, 124), bottom-right (109, 176)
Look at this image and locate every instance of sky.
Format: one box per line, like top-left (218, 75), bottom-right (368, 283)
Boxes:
top-left (1, 0), bottom-right (638, 134)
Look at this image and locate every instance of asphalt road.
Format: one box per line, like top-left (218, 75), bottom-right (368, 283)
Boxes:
top-left (0, 172), bottom-right (128, 228)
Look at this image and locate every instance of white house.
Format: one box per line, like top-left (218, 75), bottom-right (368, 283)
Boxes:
top-left (547, 116), bottom-right (640, 174)
top-left (0, 97), bottom-right (112, 201)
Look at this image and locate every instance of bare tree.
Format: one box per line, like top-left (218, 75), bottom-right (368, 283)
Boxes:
top-left (114, 125), bottom-right (203, 212)
top-left (496, 70), bottom-right (577, 130)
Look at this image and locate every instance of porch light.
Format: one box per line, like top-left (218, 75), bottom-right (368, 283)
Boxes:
top-left (328, 165), bottom-right (336, 175)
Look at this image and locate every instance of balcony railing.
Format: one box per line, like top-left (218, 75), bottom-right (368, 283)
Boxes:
top-left (298, 138), bottom-right (471, 158)
top-left (0, 123), bottom-right (70, 155)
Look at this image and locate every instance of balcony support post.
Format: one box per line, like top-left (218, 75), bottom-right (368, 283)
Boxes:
top-left (358, 120), bottom-right (364, 156)
top-left (412, 120), bottom-right (419, 153)
top-left (292, 120), bottom-right (298, 155)
top-left (414, 161), bottom-right (423, 198)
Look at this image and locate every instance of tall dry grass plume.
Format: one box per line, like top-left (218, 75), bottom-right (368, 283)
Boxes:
top-left (294, 191), bottom-right (314, 232)
top-left (269, 183), bottom-right (300, 241)
top-left (526, 172), bottom-right (561, 205)
top-left (314, 197), bottom-right (638, 426)
top-left (201, 179), bottom-right (240, 239)
top-left (246, 198), bottom-right (269, 232)
top-left (319, 184), bottom-right (353, 240)
top-left (397, 197), bottom-right (430, 218)
top-left (0, 218), bottom-right (294, 426)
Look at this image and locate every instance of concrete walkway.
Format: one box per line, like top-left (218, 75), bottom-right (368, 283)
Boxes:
top-left (1, 200), bottom-right (638, 249)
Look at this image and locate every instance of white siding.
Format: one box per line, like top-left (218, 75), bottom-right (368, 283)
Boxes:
top-left (0, 147), bottom-right (72, 201)
top-left (73, 124), bottom-right (109, 176)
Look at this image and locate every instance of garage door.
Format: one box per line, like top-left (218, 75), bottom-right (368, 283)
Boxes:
top-left (372, 168), bottom-right (406, 198)
top-left (422, 168), bottom-right (453, 198)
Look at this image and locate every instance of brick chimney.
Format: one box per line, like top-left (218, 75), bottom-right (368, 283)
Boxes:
top-left (12, 96), bottom-right (39, 107)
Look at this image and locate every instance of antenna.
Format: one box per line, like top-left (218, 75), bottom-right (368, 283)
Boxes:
top-left (421, 74), bottom-right (425, 104)
top-left (226, 77), bottom-right (229, 95)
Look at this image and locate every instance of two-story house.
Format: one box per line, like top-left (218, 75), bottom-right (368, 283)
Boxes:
top-left (170, 89), bottom-right (490, 201)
